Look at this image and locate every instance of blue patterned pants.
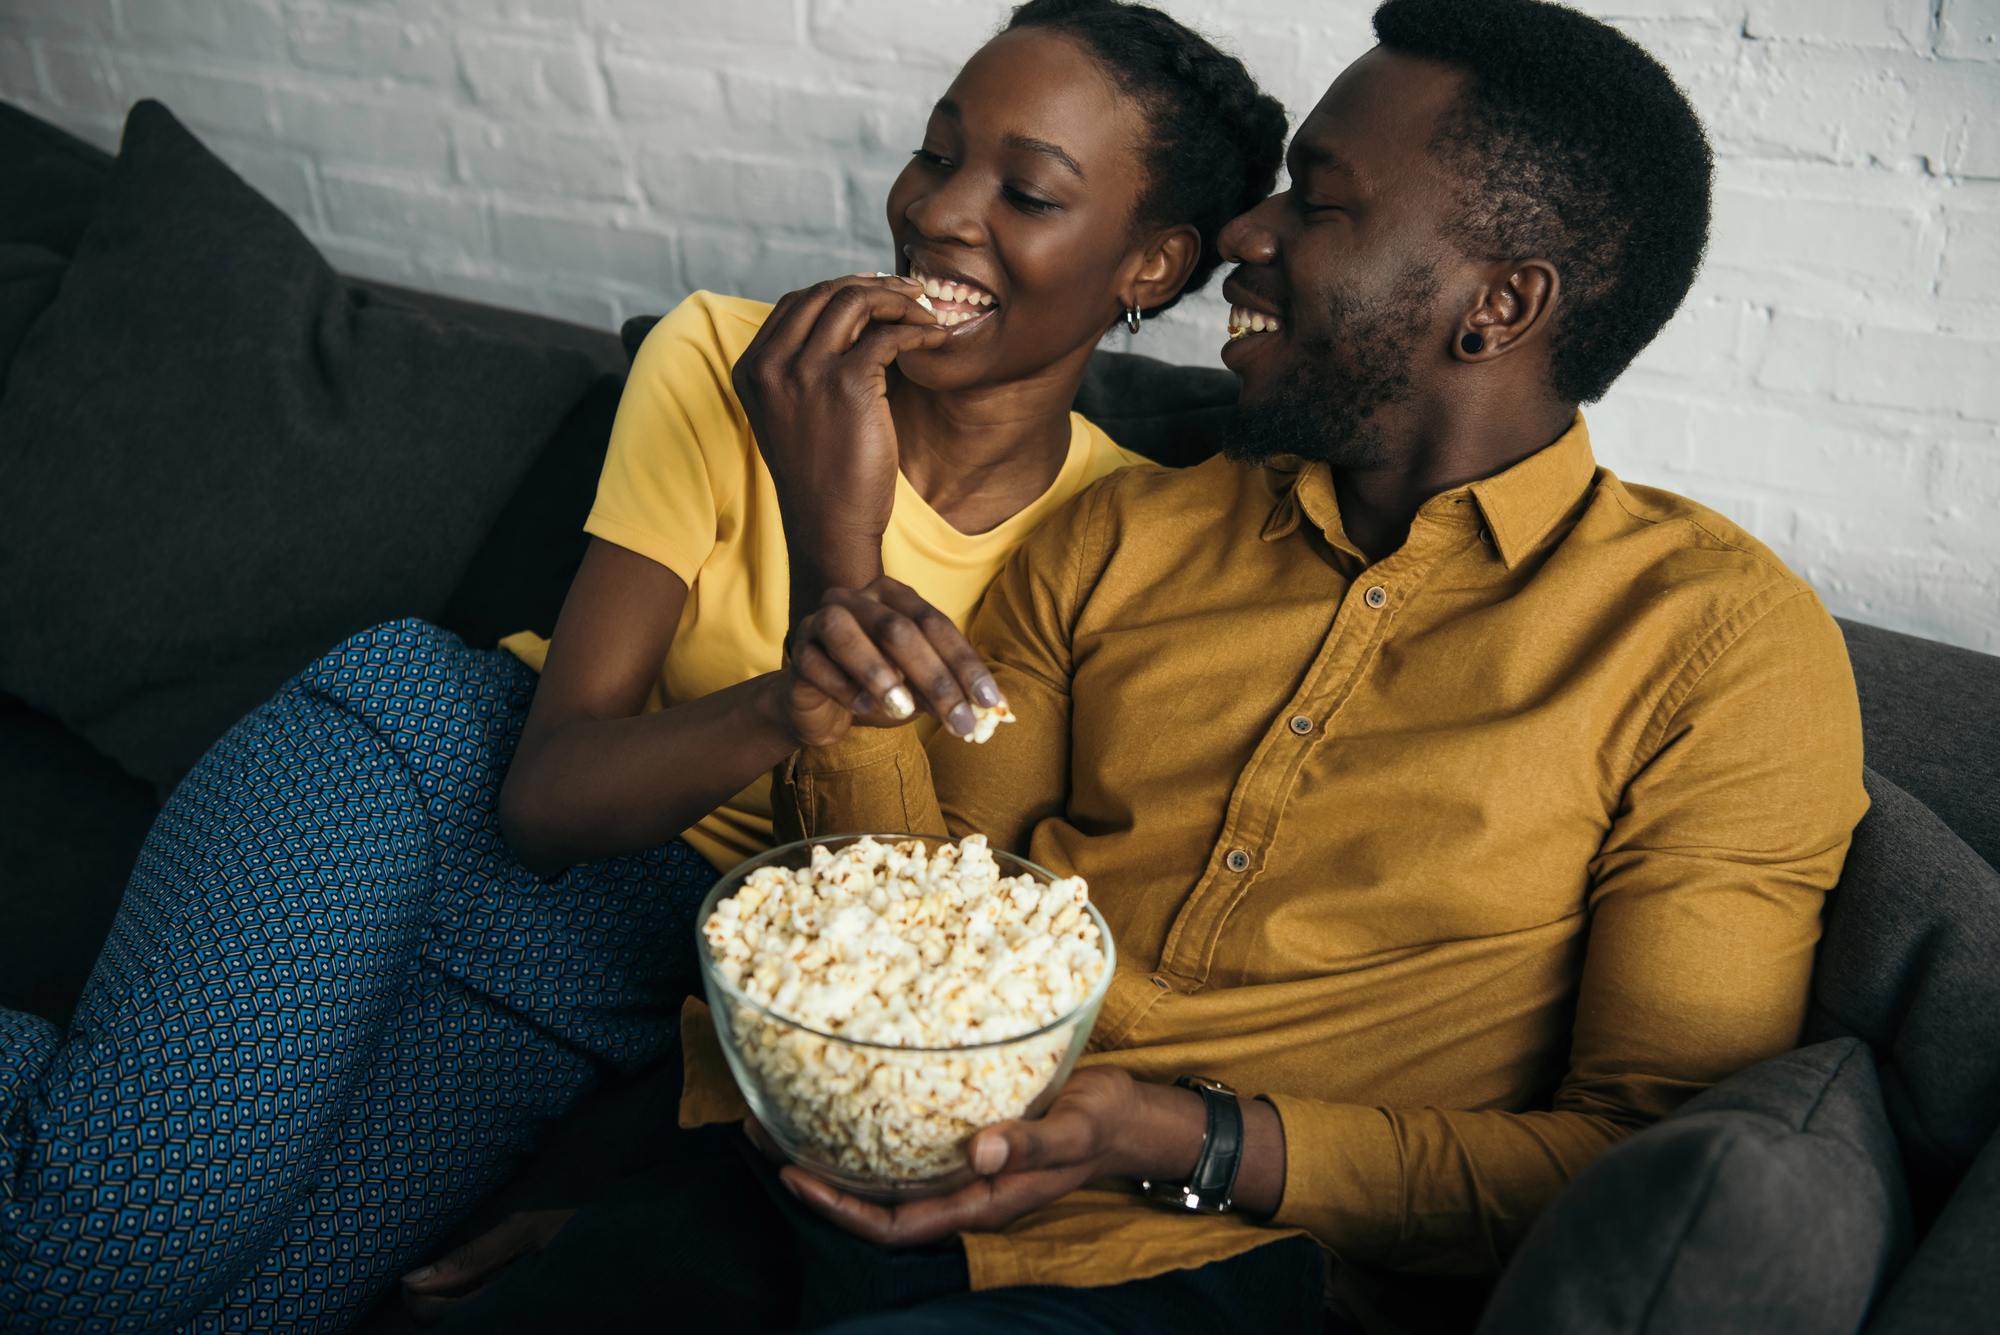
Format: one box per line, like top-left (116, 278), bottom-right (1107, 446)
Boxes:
top-left (0, 621), bottom-right (719, 1332)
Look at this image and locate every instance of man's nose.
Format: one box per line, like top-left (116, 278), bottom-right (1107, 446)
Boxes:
top-left (1217, 194), bottom-right (1284, 266)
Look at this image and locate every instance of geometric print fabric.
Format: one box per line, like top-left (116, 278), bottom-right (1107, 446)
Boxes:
top-left (0, 621), bottom-right (717, 1332)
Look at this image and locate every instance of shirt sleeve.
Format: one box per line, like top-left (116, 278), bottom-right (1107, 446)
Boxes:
top-left (1265, 584), bottom-right (1870, 1273)
top-left (584, 295), bottom-right (749, 585)
top-left (776, 484), bottom-right (1101, 853)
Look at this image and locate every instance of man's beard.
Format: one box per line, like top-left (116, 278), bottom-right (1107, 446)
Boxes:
top-left (1221, 264), bottom-right (1439, 470)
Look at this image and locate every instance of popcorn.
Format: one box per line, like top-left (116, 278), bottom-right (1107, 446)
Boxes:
top-left (966, 701), bottom-right (1015, 743)
top-left (703, 834), bottom-right (1106, 1183)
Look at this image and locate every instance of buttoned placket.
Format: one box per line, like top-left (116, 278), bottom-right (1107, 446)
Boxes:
top-left (1149, 472), bottom-right (1485, 993)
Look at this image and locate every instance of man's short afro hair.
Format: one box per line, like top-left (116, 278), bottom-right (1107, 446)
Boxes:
top-left (1373, 0), bottom-right (1713, 403)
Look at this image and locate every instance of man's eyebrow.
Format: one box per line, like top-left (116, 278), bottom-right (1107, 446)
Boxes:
top-left (1003, 133), bottom-right (1085, 179)
top-left (935, 97), bottom-right (962, 122)
top-left (1289, 139), bottom-right (1356, 178)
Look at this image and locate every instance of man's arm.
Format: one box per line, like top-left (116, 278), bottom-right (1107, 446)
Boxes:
top-left (1262, 587), bottom-right (1870, 1273)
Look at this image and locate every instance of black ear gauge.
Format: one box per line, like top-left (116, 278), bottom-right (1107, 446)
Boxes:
top-left (1460, 332), bottom-right (1484, 354)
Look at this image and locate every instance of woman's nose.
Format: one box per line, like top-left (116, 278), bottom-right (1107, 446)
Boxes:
top-left (1217, 194), bottom-right (1284, 266)
top-left (902, 174), bottom-right (987, 248)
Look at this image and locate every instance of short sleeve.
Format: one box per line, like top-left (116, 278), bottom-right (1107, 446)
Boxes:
top-left (584, 293), bottom-right (764, 585)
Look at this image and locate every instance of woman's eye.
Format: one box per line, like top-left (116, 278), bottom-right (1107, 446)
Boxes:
top-left (1004, 185), bottom-right (1058, 213)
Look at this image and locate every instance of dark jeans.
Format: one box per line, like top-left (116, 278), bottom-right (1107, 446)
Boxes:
top-left (440, 1120), bottom-right (1329, 1334)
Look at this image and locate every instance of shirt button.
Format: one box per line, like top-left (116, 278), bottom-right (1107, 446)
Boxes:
top-left (1364, 585), bottom-right (1388, 609)
top-left (1152, 976), bottom-right (1171, 990)
top-left (1225, 849), bottom-right (1250, 873)
top-left (1289, 715), bottom-right (1313, 735)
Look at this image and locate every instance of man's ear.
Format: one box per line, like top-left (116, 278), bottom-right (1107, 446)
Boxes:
top-left (1452, 259), bottom-right (1559, 362)
top-left (1123, 223), bottom-right (1203, 313)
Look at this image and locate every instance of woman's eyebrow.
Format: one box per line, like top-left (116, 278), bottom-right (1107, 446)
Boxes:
top-left (1002, 133), bottom-right (1085, 179)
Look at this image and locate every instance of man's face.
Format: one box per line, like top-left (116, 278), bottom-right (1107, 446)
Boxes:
top-left (1217, 50), bottom-right (1470, 469)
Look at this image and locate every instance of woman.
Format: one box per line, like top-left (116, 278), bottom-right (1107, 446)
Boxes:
top-left (0, 3), bottom-right (1284, 1331)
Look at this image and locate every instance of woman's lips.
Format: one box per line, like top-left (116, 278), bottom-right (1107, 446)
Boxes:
top-left (909, 262), bottom-right (999, 329)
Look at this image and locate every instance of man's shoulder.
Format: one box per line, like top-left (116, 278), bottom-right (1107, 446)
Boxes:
top-left (1586, 469), bottom-right (1815, 600)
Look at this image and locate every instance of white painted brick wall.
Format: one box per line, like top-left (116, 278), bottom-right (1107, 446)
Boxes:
top-left (2, 0), bottom-right (1995, 652)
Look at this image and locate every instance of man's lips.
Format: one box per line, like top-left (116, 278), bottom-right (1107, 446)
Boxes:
top-left (1221, 276), bottom-right (1284, 342)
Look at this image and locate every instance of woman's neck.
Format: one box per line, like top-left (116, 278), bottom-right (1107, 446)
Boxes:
top-left (887, 363), bottom-right (1086, 536)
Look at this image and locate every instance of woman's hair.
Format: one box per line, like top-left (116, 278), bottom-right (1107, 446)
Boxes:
top-left (1004, 0), bottom-right (1287, 317)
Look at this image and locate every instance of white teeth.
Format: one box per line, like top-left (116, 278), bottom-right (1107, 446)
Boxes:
top-left (1226, 304), bottom-right (1278, 339)
top-left (922, 275), bottom-right (943, 300)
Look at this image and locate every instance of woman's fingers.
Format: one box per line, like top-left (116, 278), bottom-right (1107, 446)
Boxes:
top-left (800, 281), bottom-right (940, 361)
top-left (868, 581), bottom-right (1007, 713)
top-left (790, 636), bottom-right (880, 719)
top-left (826, 596), bottom-right (976, 736)
top-left (400, 1208), bottom-right (577, 1322)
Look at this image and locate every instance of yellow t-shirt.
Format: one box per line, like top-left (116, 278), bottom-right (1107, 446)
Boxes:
top-left (501, 290), bottom-right (1147, 872)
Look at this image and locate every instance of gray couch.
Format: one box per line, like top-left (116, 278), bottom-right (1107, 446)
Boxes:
top-left (4, 98), bottom-right (1995, 1335)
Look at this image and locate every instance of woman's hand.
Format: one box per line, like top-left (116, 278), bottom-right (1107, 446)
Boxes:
top-left (760, 1067), bottom-right (1286, 1249)
top-left (732, 275), bottom-right (951, 623)
top-left (775, 576), bottom-right (1006, 748)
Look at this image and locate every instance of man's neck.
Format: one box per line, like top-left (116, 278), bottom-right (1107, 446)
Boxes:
top-left (1333, 397), bottom-right (1577, 564)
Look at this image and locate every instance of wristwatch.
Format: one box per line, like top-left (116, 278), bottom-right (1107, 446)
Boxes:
top-left (1141, 1076), bottom-right (1244, 1215)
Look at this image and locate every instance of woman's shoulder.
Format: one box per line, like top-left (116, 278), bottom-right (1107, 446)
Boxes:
top-left (632, 292), bottom-right (776, 377)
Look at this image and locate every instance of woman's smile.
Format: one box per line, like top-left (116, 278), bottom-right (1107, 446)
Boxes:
top-left (906, 255), bottom-right (1001, 332)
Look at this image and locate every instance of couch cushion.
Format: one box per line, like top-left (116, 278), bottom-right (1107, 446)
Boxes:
top-left (0, 100), bottom-right (598, 789)
top-left (1838, 618), bottom-right (2000, 872)
top-left (1805, 769), bottom-right (2000, 1216)
top-left (0, 100), bottom-right (111, 258)
top-left (1864, 1127), bottom-right (2000, 1334)
top-left (1477, 1038), bottom-right (1910, 1335)
top-left (0, 243), bottom-right (65, 387)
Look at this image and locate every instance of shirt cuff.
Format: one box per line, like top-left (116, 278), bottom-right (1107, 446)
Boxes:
top-left (776, 727), bottom-right (946, 841)
top-left (1262, 1092), bottom-right (1407, 1263)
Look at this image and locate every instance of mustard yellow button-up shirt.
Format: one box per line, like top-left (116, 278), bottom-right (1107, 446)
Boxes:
top-left (688, 416), bottom-right (1867, 1301)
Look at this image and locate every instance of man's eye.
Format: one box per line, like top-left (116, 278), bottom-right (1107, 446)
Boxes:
top-left (912, 149), bottom-right (952, 169)
top-left (1005, 186), bottom-right (1058, 213)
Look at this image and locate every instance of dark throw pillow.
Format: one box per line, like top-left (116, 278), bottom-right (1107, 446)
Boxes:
top-left (1477, 1039), bottom-right (1911, 1335)
top-left (1805, 768), bottom-right (2000, 1226)
top-left (0, 243), bottom-right (65, 387)
top-left (0, 100), bottom-right (597, 788)
top-left (1864, 1126), bottom-right (2000, 1334)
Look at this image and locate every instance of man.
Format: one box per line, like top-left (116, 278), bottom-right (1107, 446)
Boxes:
top-left (432, 1), bottom-right (1865, 1330)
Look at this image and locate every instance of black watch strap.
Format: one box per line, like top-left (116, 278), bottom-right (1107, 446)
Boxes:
top-left (1143, 1076), bottom-right (1243, 1214)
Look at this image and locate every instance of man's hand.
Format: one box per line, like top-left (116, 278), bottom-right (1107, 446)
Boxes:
top-left (775, 576), bottom-right (1006, 748)
top-left (400, 1209), bottom-right (576, 1325)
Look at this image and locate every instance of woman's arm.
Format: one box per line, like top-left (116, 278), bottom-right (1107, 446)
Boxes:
top-left (496, 538), bottom-right (806, 875)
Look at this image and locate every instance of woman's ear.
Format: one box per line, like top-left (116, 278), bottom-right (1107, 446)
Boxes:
top-left (1124, 223), bottom-right (1203, 312)
top-left (1452, 259), bottom-right (1559, 362)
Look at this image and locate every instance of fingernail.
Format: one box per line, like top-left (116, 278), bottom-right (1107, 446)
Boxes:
top-left (852, 693), bottom-right (875, 716)
top-left (947, 703), bottom-right (976, 737)
top-left (973, 679), bottom-right (1002, 708)
top-left (884, 685), bottom-right (916, 719)
top-left (972, 1137), bottom-right (1008, 1175)
top-left (402, 1265), bottom-right (435, 1284)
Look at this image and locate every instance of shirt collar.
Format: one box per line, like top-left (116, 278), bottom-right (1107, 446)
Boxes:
top-left (1260, 412), bottom-right (1597, 570)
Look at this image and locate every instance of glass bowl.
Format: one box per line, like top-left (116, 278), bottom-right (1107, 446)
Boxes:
top-left (695, 832), bottom-right (1115, 1202)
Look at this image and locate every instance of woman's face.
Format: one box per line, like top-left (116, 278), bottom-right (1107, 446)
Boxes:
top-left (885, 28), bottom-right (1175, 392)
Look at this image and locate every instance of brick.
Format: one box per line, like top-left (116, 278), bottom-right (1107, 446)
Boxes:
top-left (1939, 0), bottom-right (2000, 60)
top-left (603, 53), bottom-right (724, 122)
top-left (775, 86), bottom-right (924, 151)
top-left (275, 89), bottom-right (452, 175)
top-left (1, 0), bottom-right (115, 42)
top-left (207, 135), bottom-right (321, 226)
top-left (1953, 116), bottom-right (2000, 180)
top-left (314, 233), bottom-right (420, 287)
top-left (493, 208), bottom-right (677, 292)
top-left (723, 71), bottom-right (779, 127)
top-left (321, 168), bottom-right (488, 259)
top-left (1626, 295), bottom-right (1751, 384)
top-left (0, 35), bottom-right (38, 99)
top-left (1834, 326), bottom-right (2000, 421)
top-left (1930, 436), bottom-right (2000, 515)
top-left (458, 32), bottom-right (598, 114)
top-left (1573, 390), bottom-right (1695, 480)
top-left (597, 0), bottom-right (800, 46)
top-left (35, 43), bottom-right (121, 117)
top-left (456, 121), bottom-right (631, 201)
top-left (1707, 188), bottom-right (1939, 291)
top-left (123, 0), bottom-right (287, 62)
top-left (641, 151), bottom-right (841, 232)
top-left (809, 0), bottom-right (1010, 69)
top-left (116, 62), bottom-right (272, 137)
top-left (1941, 206), bottom-right (2000, 302)
top-left (847, 167), bottom-right (901, 248)
top-left (1684, 405), bottom-right (1932, 503)
top-left (290, 8), bottom-right (455, 85)
top-left (680, 229), bottom-right (871, 299)
top-left (445, 0), bottom-right (588, 24)
top-left (1575, 0), bottom-right (1726, 17)
top-left (1744, 0), bottom-right (1932, 49)
top-left (1754, 311), bottom-right (1843, 398)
